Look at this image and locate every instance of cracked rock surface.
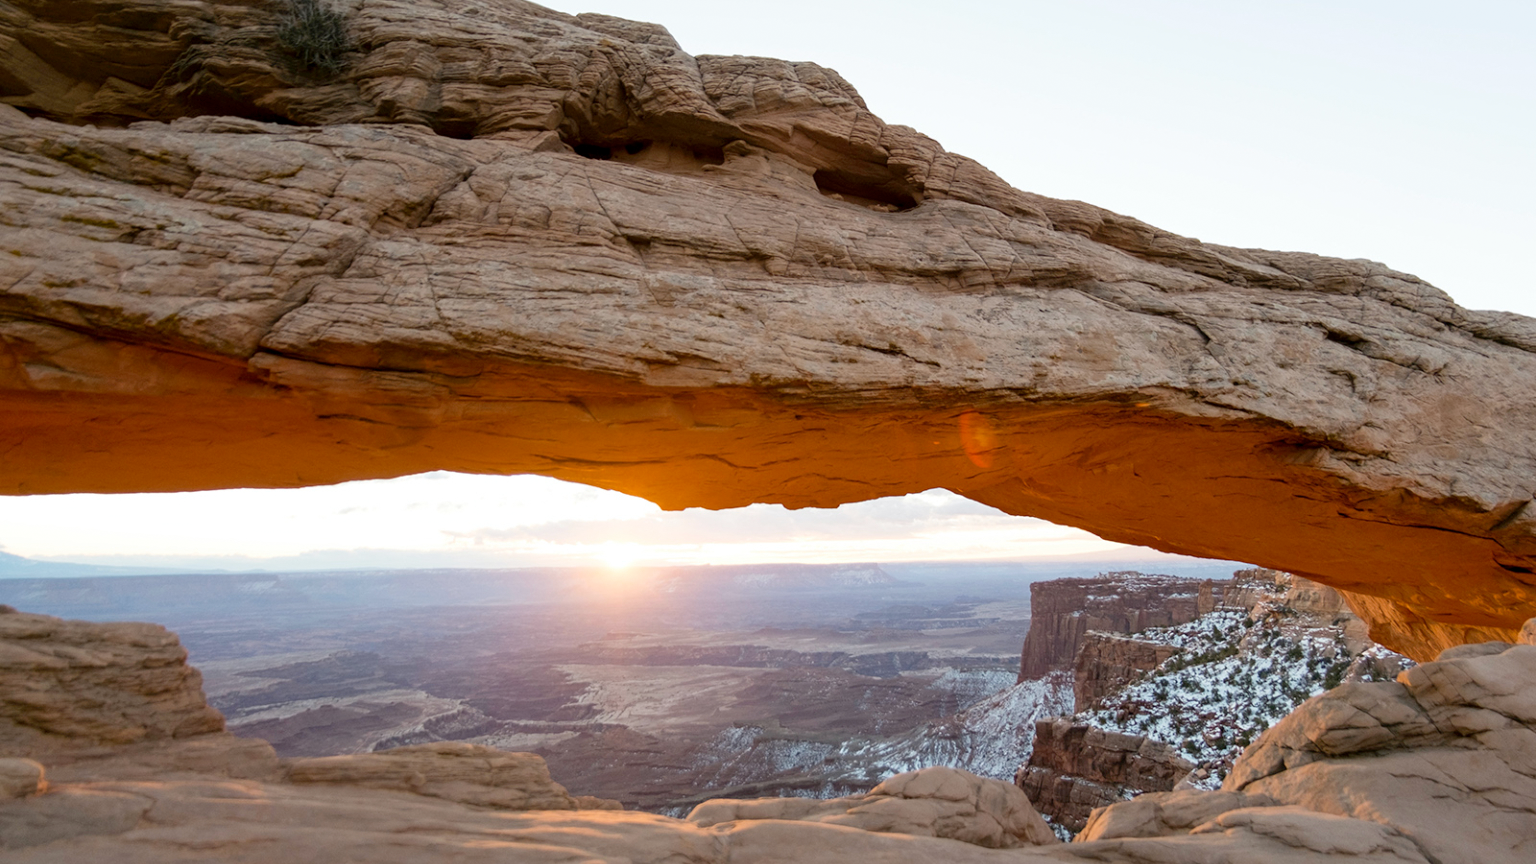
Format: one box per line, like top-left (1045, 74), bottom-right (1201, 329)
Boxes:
top-left (1083, 627), bottom-right (1536, 864)
top-left (3, 1), bottom-right (1536, 659)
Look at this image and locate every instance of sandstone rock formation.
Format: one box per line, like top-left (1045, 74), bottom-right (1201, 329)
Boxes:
top-left (0, 759), bottom-right (43, 799)
top-left (1018, 567), bottom-right (1417, 829)
top-left (1019, 573), bottom-right (1217, 679)
top-left (687, 765), bottom-right (1057, 849)
top-left (0, 607), bottom-right (282, 782)
top-left (287, 741), bottom-right (622, 810)
top-left (1017, 718), bottom-right (1195, 833)
top-left (1081, 632), bottom-right (1536, 864)
top-left (1072, 633), bottom-right (1182, 712)
top-left (1219, 568), bottom-right (1289, 613)
top-left (0, 0), bottom-right (1533, 658)
top-left (1078, 788), bottom-right (1278, 840)
top-left (1, 606), bottom-right (225, 754)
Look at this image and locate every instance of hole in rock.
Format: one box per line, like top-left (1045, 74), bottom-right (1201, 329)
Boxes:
top-left (1324, 329), bottom-right (1369, 350)
top-left (566, 136), bottom-right (725, 176)
top-left (432, 118), bottom-right (480, 140)
top-left (813, 169), bottom-right (919, 212)
top-left (1, 472), bottom-right (1412, 822)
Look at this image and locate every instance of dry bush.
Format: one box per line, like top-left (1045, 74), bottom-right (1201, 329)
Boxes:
top-left (277, 0), bottom-right (350, 75)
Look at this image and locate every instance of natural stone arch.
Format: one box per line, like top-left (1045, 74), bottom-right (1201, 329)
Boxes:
top-left (3, 0), bottom-right (1535, 660)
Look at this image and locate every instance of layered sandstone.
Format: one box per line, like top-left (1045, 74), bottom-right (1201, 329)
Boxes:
top-left (1219, 568), bottom-right (1288, 613)
top-left (1081, 630), bottom-right (1536, 864)
top-left (1020, 566), bottom-right (1417, 829)
top-left (286, 741), bottom-right (622, 811)
top-left (0, 606), bottom-right (280, 782)
top-left (1073, 633), bottom-right (1182, 712)
top-left (1018, 573), bottom-right (1217, 679)
top-left (1, 6), bottom-right (1535, 660)
top-left (1016, 718), bottom-right (1195, 833)
top-left (0, 605), bottom-right (224, 753)
top-left (688, 766), bottom-right (1057, 849)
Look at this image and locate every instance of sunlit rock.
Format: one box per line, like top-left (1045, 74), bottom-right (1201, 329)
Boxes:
top-left (3, 1), bottom-right (1532, 658)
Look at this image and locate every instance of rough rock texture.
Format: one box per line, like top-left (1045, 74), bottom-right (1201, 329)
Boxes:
top-left (1078, 789), bottom-right (1278, 840)
top-left (0, 607), bottom-right (225, 753)
top-left (6, 775), bottom-right (1440, 863)
top-left (687, 765), bottom-right (1056, 849)
top-left (1072, 633), bottom-right (1182, 712)
top-left (1081, 630), bottom-right (1536, 864)
top-left (0, 759), bottom-right (43, 799)
top-left (1019, 574), bottom-right (1217, 679)
top-left (287, 741), bottom-right (621, 810)
top-left (1017, 718), bottom-right (1195, 833)
top-left (2, 1), bottom-right (1536, 657)
top-left (1219, 568), bottom-right (1288, 613)
top-left (1076, 806), bottom-right (1438, 863)
top-left (0, 608), bottom-right (280, 781)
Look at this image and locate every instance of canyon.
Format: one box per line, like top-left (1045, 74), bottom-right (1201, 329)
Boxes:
top-left (0, 0), bottom-right (1534, 659)
top-left (4, 587), bottom-right (1535, 862)
top-left (0, 559), bottom-right (1108, 810)
top-left (1015, 569), bottom-right (1413, 833)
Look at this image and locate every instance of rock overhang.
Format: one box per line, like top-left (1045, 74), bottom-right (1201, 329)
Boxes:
top-left (3, 0), bottom-right (1536, 660)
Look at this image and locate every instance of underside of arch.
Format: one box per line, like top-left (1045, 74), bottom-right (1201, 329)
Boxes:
top-left (2, 0), bottom-right (1535, 660)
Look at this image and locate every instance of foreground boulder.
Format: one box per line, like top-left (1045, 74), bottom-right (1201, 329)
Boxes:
top-left (0, 606), bottom-right (276, 780)
top-left (688, 765), bottom-right (1056, 848)
top-left (287, 741), bottom-right (622, 811)
top-left (1081, 624), bottom-right (1536, 864)
top-left (1, 1), bottom-right (1535, 659)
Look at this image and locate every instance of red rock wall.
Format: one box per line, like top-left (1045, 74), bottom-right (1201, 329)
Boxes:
top-left (1017, 574), bottom-right (1223, 681)
top-left (1072, 634), bottom-right (1183, 713)
top-left (1016, 718), bottom-right (1194, 832)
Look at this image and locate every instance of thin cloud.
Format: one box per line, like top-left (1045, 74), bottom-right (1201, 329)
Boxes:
top-left (448, 492), bottom-right (1038, 547)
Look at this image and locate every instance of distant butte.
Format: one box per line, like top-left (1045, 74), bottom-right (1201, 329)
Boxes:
top-left (4, 0), bottom-right (1536, 659)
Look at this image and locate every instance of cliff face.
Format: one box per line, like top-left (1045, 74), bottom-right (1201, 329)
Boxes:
top-left (0, 604), bottom-right (226, 753)
top-left (1073, 634), bottom-right (1182, 713)
top-left (1018, 573), bottom-right (1217, 680)
top-left (1082, 637), bottom-right (1536, 864)
top-left (1016, 718), bottom-right (1194, 833)
top-left (1219, 568), bottom-right (1288, 613)
top-left (1037, 569), bottom-right (1415, 813)
top-left (0, 1), bottom-right (1534, 658)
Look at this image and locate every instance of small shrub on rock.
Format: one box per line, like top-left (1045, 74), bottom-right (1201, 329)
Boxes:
top-left (277, 0), bottom-right (350, 75)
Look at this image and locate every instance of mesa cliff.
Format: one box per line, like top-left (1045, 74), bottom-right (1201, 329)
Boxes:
top-left (1016, 570), bottom-right (1417, 832)
top-left (1, 0), bottom-right (1535, 659)
top-left (1017, 572), bottom-right (1217, 680)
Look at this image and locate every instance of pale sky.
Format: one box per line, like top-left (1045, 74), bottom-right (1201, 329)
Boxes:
top-left (2, 478), bottom-right (1126, 571)
top-left (5, 1), bottom-right (1532, 571)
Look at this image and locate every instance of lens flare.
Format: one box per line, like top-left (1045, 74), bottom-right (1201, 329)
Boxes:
top-left (958, 411), bottom-right (999, 469)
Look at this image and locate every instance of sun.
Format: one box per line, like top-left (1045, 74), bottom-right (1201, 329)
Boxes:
top-left (597, 545), bottom-right (638, 571)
